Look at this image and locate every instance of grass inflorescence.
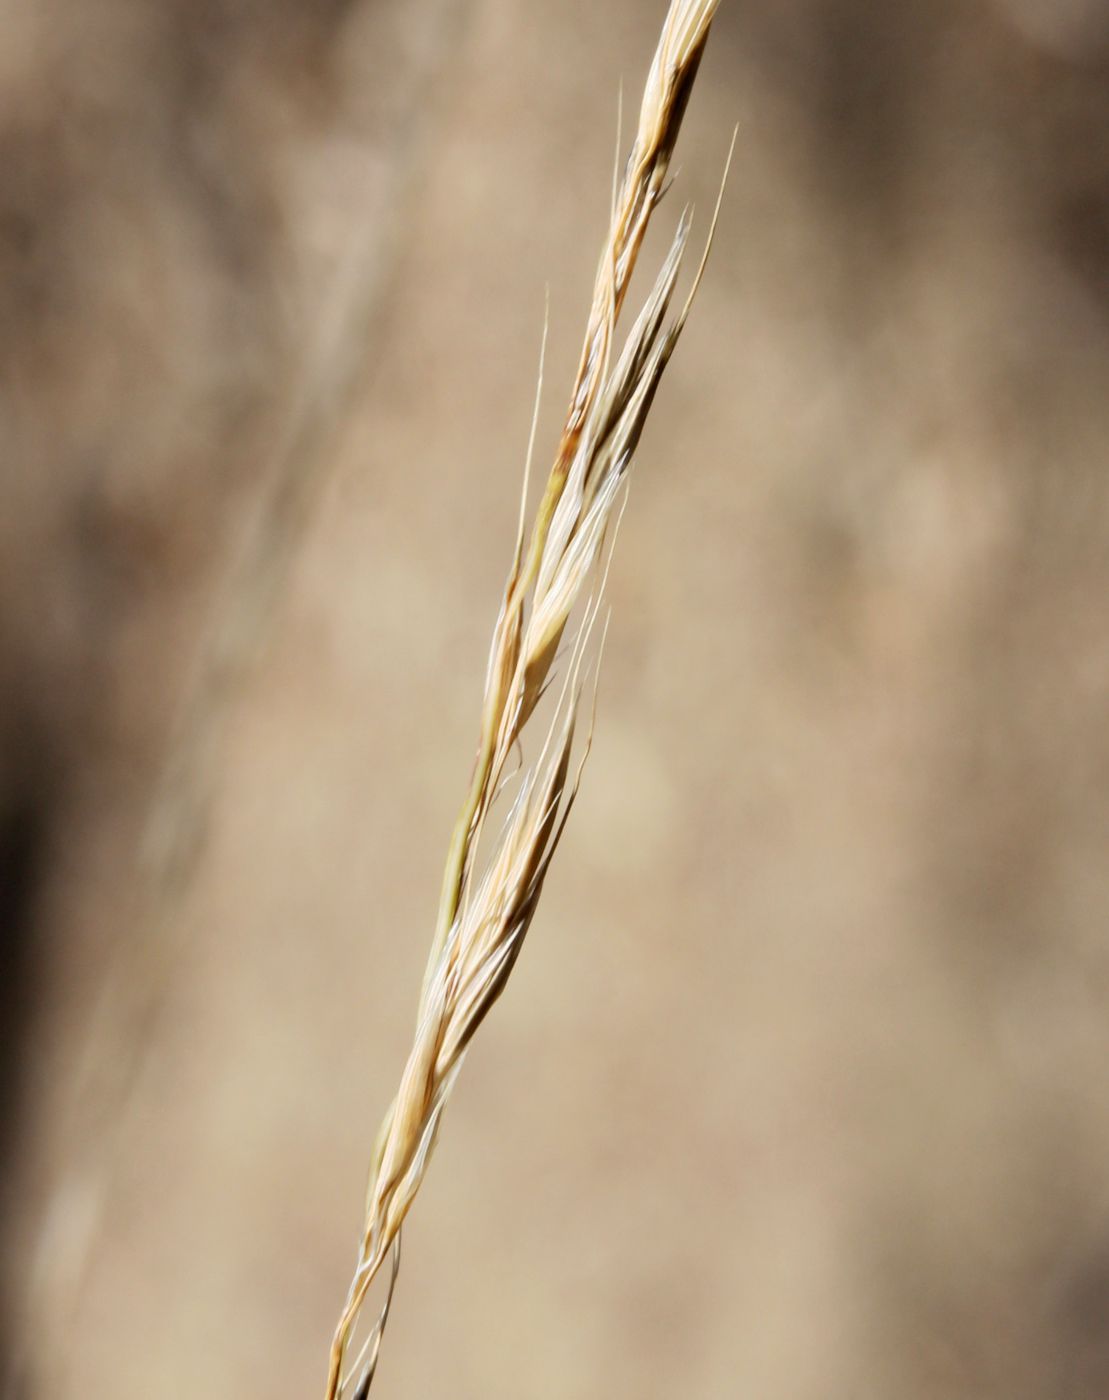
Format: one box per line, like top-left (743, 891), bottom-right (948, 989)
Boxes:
top-left (326, 4), bottom-right (727, 1394)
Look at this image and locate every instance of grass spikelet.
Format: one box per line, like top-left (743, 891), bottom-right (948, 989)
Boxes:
top-left (325, 3), bottom-right (725, 1394)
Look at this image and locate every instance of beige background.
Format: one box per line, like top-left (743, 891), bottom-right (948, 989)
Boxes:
top-left (2, 2), bottom-right (1108, 1398)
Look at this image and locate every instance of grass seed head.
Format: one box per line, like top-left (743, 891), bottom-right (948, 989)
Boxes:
top-left (326, 4), bottom-right (724, 1395)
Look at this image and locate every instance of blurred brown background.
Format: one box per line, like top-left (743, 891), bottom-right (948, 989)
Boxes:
top-left (2, 1), bottom-right (1108, 1397)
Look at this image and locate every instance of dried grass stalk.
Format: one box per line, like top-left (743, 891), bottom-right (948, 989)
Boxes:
top-left (325, 3), bottom-right (725, 1394)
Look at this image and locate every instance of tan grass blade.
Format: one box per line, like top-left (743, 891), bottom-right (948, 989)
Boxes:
top-left (325, 3), bottom-right (724, 1394)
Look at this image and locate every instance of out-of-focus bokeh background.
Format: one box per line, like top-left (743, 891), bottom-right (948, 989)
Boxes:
top-left (2, 1), bottom-right (1108, 1397)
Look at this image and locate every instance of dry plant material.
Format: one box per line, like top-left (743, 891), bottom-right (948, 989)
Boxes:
top-left (326, 3), bottom-right (726, 1394)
